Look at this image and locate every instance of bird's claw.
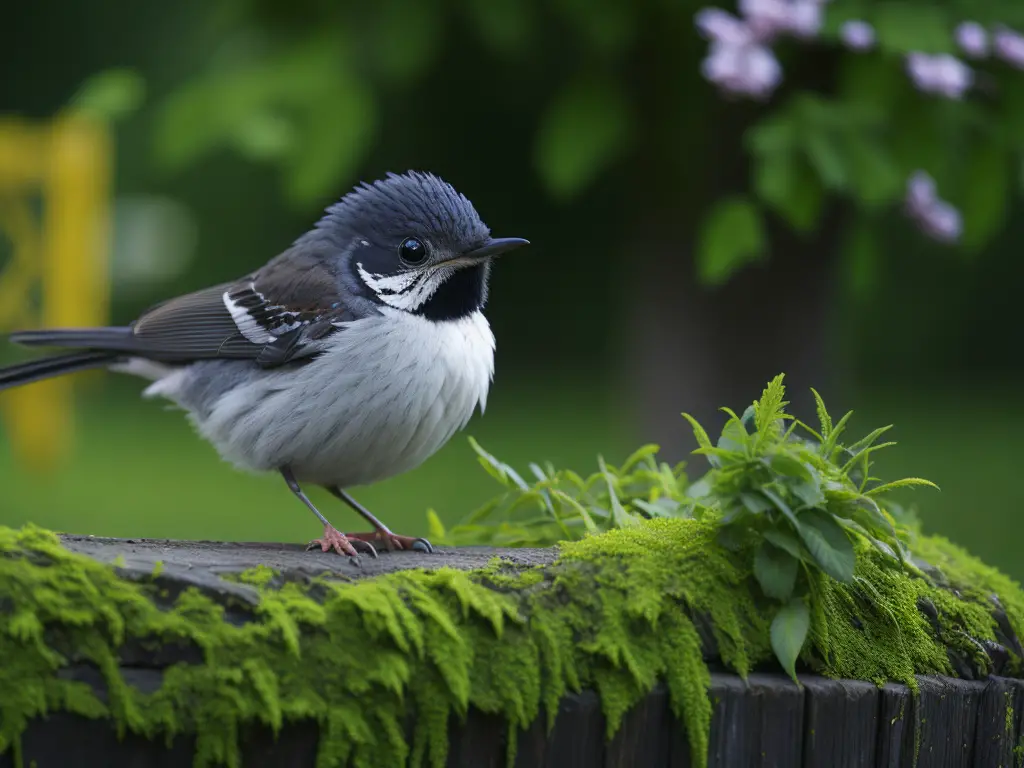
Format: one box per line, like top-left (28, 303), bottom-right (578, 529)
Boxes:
top-left (305, 526), bottom-right (378, 558)
top-left (344, 531), bottom-right (434, 554)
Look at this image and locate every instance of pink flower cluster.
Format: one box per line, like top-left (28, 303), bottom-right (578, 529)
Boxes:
top-left (695, 6), bottom-right (1023, 245)
top-left (695, 0), bottom-right (830, 99)
top-left (952, 23), bottom-right (1024, 68)
top-left (904, 24), bottom-right (1024, 101)
top-left (905, 171), bottom-right (962, 244)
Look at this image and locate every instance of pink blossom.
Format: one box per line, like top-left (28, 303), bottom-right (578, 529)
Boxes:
top-left (695, 8), bottom-right (754, 46)
top-left (905, 171), bottom-right (961, 244)
top-left (738, 0), bottom-right (793, 40)
top-left (905, 52), bottom-right (973, 99)
top-left (993, 26), bottom-right (1024, 69)
top-left (702, 41), bottom-right (783, 99)
top-left (786, 0), bottom-right (824, 39)
top-left (954, 22), bottom-right (988, 58)
top-left (839, 20), bottom-right (875, 51)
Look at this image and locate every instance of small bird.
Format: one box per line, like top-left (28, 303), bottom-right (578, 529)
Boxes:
top-left (0, 171), bottom-right (528, 557)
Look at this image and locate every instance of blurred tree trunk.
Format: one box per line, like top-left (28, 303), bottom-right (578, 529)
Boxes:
top-left (621, 210), bottom-right (843, 461)
top-left (619, 23), bottom-right (845, 461)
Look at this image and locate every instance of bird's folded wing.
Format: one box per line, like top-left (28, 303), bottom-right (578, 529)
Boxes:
top-left (131, 251), bottom-right (351, 367)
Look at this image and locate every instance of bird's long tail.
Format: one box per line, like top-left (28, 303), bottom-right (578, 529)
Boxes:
top-left (0, 327), bottom-right (135, 391)
top-left (0, 350), bottom-right (121, 390)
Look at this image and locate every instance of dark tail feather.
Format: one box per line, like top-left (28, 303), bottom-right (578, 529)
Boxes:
top-left (0, 351), bottom-right (120, 391)
top-left (9, 327), bottom-right (134, 350)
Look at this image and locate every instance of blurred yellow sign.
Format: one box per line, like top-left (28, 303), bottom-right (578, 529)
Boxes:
top-left (0, 113), bottom-right (112, 471)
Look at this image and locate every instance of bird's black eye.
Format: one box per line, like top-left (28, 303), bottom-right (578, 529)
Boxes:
top-left (398, 237), bottom-right (428, 266)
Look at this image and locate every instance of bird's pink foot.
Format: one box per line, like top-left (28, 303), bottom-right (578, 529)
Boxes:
top-left (305, 525), bottom-right (378, 558)
top-left (345, 530), bottom-right (434, 553)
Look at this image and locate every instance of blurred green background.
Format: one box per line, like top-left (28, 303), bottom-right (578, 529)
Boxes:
top-left (2, 0), bottom-right (1023, 581)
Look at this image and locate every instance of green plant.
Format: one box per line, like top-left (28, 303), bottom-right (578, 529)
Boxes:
top-left (431, 373), bottom-right (939, 680)
top-left (426, 439), bottom-right (691, 547)
top-left (680, 374), bottom-right (937, 679)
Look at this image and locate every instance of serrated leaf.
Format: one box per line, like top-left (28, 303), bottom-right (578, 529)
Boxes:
top-left (796, 510), bottom-right (855, 582)
top-left (534, 77), bottom-right (631, 200)
top-left (754, 541), bottom-right (798, 601)
top-left (681, 413), bottom-right (713, 451)
top-left (771, 598), bottom-right (810, 682)
top-left (696, 196), bottom-right (767, 285)
top-left (755, 374), bottom-right (788, 432)
top-left (864, 477), bottom-right (940, 496)
top-left (809, 389), bottom-right (832, 436)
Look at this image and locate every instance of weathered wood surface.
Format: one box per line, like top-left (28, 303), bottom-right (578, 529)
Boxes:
top-left (2, 535), bottom-right (1023, 768)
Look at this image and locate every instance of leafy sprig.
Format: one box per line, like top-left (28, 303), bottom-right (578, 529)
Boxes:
top-left (431, 373), bottom-right (938, 680)
top-left (427, 439), bottom-right (690, 547)
top-left (680, 374), bottom-right (937, 678)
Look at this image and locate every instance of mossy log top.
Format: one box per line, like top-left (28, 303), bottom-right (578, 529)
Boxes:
top-left (1, 519), bottom-right (1023, 768)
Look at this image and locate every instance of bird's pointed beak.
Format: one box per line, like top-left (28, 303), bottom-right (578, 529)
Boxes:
top-left (465, 237), bottom-right (530, 260)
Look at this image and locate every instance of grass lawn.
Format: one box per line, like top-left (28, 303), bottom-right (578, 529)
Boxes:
top-left (0, 377), bottom-right (1020, 583)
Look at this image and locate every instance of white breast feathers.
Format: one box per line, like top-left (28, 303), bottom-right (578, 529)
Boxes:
top-left (185, 308), bottom-right (496, 487)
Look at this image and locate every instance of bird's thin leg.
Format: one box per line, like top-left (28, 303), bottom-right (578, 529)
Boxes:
top-left (325, 486), bottom-right (434, 553)
top-left (279, 468), bottom-right (377, 558)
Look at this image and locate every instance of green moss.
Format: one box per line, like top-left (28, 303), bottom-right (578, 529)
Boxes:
top-left (1, 518), bottom-right (1023, 768)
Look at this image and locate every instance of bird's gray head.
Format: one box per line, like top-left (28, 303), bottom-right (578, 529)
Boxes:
top-left (310, 171), bottom-right (528, 321)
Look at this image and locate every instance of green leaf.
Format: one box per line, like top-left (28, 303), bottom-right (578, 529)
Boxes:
top-left (426, 509), bottom-right (447, 542)
top-left (864, 477), bottom-right (940, 496)
top-left (763, 528), bottom-right (806, 560)
top-left (740, 492), bottom-right (774, 515)
top-left (769, 454), bottom-right (811, 482)
top-left (804, 130), bottom-right (848, 190)
top-left (682, 413), bottom-right (713, 451)
top-left (837, 51), bottom-right (908, 116)
top-left (754, 374), bottom-right (788, 434)
top-left (792, 473), bottom-right (825, 509)
top-left (761, 487), bottom-right (800, 528)
top-left (961, 141), bottom-right (1010, 254)
top-left (771, 598), bottom-right (810, 682)
top-left (534, 77), bottom-right (631, 200)
top-left (871, 3), bottom-right (953, 54)
top-left (810, 388), bottom-right (832, 439)
top-left (844, 134), bottom-right (903, 208)
top-left (71, 68), bottom-right (145, 121)
top-left (754, 541), bottom-right (798, 601)
top-left (696, 196), bottom-right (767, 285)
top-left (796, 510), bottom-right (856, 583)
top-left (752, 150), bottom-right (823, 233)
top-left (718, 416), bottom-right (749, 455)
